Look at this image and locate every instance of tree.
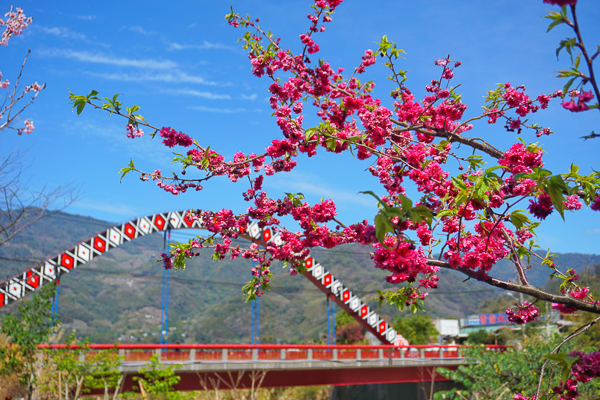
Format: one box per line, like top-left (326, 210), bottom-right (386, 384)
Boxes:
top-left (83, 347), bottom-right (125, 400)
top-left (0, 283), bottom-right (56, 400)
top-left (466, 329), bottom-right (496, 346)
top-left (435, 336), bottom-right (599, 400)
top-left (70, 0), bottom-right (600, 397)
top-left (0, 6), bottom-right (75, 258)
top-left (124, 354), bottom-right (186, 400)
top-left (335, 310), bottom-right (366, 344)
top-left (47, 336), bottom-right (95, 400)
top-left (392, 315), bottom-right (438, 345)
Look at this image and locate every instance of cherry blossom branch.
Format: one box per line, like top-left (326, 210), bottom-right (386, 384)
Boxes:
top-left (0, 50), bottom-right (45, 133)
top-left (426, 258), bottom-right (599, 314)
top-left (390, 119), bottom-right (504, 159)
top-left (500, 226), bottom-right (531, 287)
top-left (569, 4), bottom-right (600, 113)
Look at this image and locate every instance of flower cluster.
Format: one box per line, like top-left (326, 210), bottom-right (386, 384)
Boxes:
top-left (17, 119), bottom-right (34, 135)
top-left (505, 302), bottom-right (539, 324)
top-left (543, 0), bottom-right (577, 7)
top-left (561, 90), bottom-right (594, 113)
top-left (126, 123), bottom-right (144, 139)
top-left (551, 302), bottom-right (578, 314)
top-left (0, 72), bottom-right (8, 89)
top-left (0, 7), bottom-right (33, 46)
top-left (552, 379), bottom-right (579, 400)
top-left (570, 350), bottom-right (600, 382)
top-left (160, 127), bottom-right (193, 147)
top-left (25, 82), bottom-right (42, 92)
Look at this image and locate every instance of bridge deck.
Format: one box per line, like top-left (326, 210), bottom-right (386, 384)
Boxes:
top-left (40, 344), bottom-right (508, 392)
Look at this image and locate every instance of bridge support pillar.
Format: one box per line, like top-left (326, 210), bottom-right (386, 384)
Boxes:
top-left (280, 349), bottom-right (286, 360)
top-left (189, 349), bottom-right (196, 361)
top-left (333, 348), bottom-right (337, 361)
top-left (420, 348), bottom-right (425, 359)
top-left (155, 348), bottom-right (162, 361)
top-left (252, 348), bottom-right (258, 361)
top-left (221, 349), bottom-right (227, 361)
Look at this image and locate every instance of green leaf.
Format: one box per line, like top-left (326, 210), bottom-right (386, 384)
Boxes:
top-left (562, 77), bottom-right (576, 95)
top-left (360, 191), bottom-right (389, 210)
top-left (556, 38), bottom-right (577, 62)
top-left (544, 10), bottom-right (567, 32)
top-left (510, 211), bottom-right (530, 230)
top-left (118, 158), bottom-right (136, 182)
top-left (399, 195), bottom-right (413, 211)
top-left (412, 205), bottom-right (433, 226)
top-left (546, 18), bottom-right (564, 32)
top-left (304, 128), bottom-right (317, 141)
top-left (543, 180), bottom-right (566, 220)
top-left (285, 192), bottom-right (305, 207)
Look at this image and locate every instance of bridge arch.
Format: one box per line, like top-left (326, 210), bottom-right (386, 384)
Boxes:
top-left (0, 210), bottom-right (397, 344)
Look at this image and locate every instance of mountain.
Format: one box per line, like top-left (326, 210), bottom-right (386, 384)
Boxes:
top-left (1, 211), bottom-right (598, 344)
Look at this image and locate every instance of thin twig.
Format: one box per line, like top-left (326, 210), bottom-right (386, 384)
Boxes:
top-left (535, 315), bottom-right (600, 399)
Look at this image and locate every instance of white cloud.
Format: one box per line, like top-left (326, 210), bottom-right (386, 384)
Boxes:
top-left (586, 229), bottom-right (600, 234)
top-left (76, 15), bottom-right (96, 21)
top-left (37, 26), bottom-right (109, 47)
top-left (167, 41), bottom-right (237, 52)
top-left (61, 118), bottom-right (174, 164)
top-left (162, 89), bottom-right (258, 101)
top-left (87, 71), bottom-right (218, 85)
top-left (166, 89), bottom-right (232, 100)
top-left (188, 105), bottom-right (248, 113)
top-left (40, 49), bottom-right (178, 70)
top-left (38, 26), bottom-right (87, 40)
top-left (73, 198), bottom-right (136, 216)
top-left (291, 181), bottom-right (375, 207)
top-left (266, 173), bottom-right (375, 208)
top-left (129, 26), bottom-right (155, 35)
top-left (240, 93), bottom-right (258, 101)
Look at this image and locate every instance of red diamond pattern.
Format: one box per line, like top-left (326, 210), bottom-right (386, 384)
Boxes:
top-left (94, 237), bottom-right (106, 253)
top-left (123, 223), bottom-right (135, 239)
top-left (360, 305), bottom-right (369, 318)
top-left (379, 321), bottom-right (386, 333)
top-left (262, 228), bottom-right (272, 242)
top-left (184, 211), bottom-right (194, 227)
top-left (26, 271), bottom-right (39, 288)
top-left (61, 253), bottom-right (74, 269)
top-left (305, 257), bottom-right (313, 270)
top-left (342, 290), bottom-right (350, 302)
top-left (154, 214), bottom-right (165, 230)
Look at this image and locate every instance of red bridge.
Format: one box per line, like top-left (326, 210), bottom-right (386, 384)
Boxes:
top-left (40, 343), bottom-right (509, 393)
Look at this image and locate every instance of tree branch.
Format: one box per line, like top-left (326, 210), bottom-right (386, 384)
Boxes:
top-left (427, 259), bottom-right (600, 314)
top-left (390, 119), bottom-right (504, 159)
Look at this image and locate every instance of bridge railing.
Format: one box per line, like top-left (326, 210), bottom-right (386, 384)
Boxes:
top-left (38, 344), bottom-right (510, 364)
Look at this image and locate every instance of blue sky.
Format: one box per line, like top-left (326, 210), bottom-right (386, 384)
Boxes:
top-left (2, 1), bottom-right (600, 255)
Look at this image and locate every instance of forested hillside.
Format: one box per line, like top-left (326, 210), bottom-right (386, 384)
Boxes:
top-left (1, 211), bottom-right (599, 344)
